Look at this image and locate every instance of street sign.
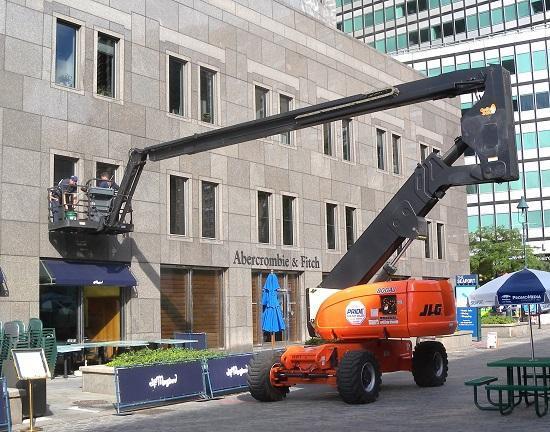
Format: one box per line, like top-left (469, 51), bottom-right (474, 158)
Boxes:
top-left (455, 274), bottom-right (481, 341)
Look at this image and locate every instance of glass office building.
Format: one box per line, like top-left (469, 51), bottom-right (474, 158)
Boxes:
top-left (337, 0), bottom-right (550, 253)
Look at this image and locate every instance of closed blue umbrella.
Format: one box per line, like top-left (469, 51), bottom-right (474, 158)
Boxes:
top-left (262, 273), bottom-right (286, 348)
top-left (469, 268), bottom-right (550, 359)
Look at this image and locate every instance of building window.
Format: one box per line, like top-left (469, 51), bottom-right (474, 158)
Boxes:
top-left (255, 86), bottom-right (269, 120)
top-left (96, 33), bottom-right (118, 98)
top-left (376, 128), bottom-right (386, 170)
top-left (282, 195), bottom-right (295, 246)
top-left (326, 203), bottom-right (337, 250)
top-left (55, 20), bottom-right (78, 88)
top-left (323, 123), bottom-right (333, 156)
top-left (169, 175), bottom-right (187, 236)
top-left (200, 67), bottom-right (216, 124)
top-left (425, 221), bottom-right (432, 258)
top-left (345, 206), bottom-right (355, 250)
top-left (160, 266), bottom-right (224, 348)
top-left (342, 119), bottom-right (352, 161)
top-left (443, 21), bottom-right (454, 37)
top-left (53, 155), bottom-right (78, 186)
top-left (252, 272), bottom-right (301, 344)
top-left (258, 191), bottom-right (271, 244)
top-left (169, 56), bottom-right (186, 116)
top-left (436, 223), bottom-right (445, 260)
top-left (392, 134), bottom-right (401, 174)
top-left (420, 143), bottom-right (429, 162)
top-left (96, 162), bottom-right (118, 182)
top-left (280, 94), bottom-right (293, 145)
top-left (201, 181), bottom-right (218, 239)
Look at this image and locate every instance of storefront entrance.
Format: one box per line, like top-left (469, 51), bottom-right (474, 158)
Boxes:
top-left (252, 271), bottom-right (301, 346)
top-left (84, 286), bottom-right (121, 342)
top-left (39, 260), bottom-right (134, 343)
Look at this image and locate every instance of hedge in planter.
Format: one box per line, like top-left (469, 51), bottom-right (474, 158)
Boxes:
top-left (107, 348), bottom-right (223, 367)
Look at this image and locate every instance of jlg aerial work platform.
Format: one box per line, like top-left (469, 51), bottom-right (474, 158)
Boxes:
top-left (47, 66), bottom-right (517, 403)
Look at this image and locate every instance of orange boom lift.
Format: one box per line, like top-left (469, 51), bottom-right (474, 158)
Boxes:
top-left (247, 66), bottom-right (518, 404)
top-left (46, 65), bottom-right (516, 403)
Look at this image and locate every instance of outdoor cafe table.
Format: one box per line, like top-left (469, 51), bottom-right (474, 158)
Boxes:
top-left (486, 357), bottom-right (550, 416)
top-left (148, 338), bottom-right (198, 348)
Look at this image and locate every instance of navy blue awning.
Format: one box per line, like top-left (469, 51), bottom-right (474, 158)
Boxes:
top-left (40, 260), bottom-right (136, 287)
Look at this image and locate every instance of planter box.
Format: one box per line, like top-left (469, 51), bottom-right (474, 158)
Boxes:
top-left (81, 365), bottom-right (115, 395)
top-left (481, 322), bottom-right (530, 338)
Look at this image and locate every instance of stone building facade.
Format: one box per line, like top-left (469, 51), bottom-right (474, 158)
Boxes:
top-left (0, 0), bottom-right (469, 352)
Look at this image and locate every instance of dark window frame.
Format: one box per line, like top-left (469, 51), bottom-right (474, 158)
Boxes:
top-left (201, 181), bottom-right (218, 239)
top-left (55, 20), bottom-right (79, 88)
top-left (326, 203), bottom-right (337, 250)
top-left (168, 56), bottom-right (187, 116)
top-left (169, 175), bottom-right (187, 236)
top-left (257, 191), bottom-right (271, 244)
top-left (345, 206), bottom-right (355, 250)
top-left (96, 33), bottom-right (118, 98)
top-left (282, 195), bottom-right (296, 246)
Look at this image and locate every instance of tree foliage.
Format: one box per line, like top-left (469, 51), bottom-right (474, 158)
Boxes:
top-left (469, 227), bottom-right (550, 283)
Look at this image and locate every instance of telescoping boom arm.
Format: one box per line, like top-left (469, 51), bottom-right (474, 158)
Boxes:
top-left (106, 66), bottom-right (517, 288)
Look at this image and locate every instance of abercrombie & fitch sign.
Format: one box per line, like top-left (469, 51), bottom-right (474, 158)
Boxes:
top-left (233, 250), bottom-right (320, 269)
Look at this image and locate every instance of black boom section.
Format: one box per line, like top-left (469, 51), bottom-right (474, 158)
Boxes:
top-left (320, 66), bottom-right (517, 289)
top-left (105, 65), bottom-right (517, 293)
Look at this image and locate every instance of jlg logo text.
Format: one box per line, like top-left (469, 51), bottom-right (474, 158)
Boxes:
top-left (419, 304), bottom-right (442, 316)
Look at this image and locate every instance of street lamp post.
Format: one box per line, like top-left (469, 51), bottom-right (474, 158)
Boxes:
top-left (517, 196), bottom-right (529, 269)
top-left (516, 197), bottom-right (540, 329)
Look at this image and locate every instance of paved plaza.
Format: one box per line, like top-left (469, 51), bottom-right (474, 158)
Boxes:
top-left (13, 330), bottom-right (550, 432)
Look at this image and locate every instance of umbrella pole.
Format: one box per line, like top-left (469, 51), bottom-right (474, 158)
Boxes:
top-left (271, 333), bottom-right (275, 350)
top-left (528, 304), bottom-right (535, 360)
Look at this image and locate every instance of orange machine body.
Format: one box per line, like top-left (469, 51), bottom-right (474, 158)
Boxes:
top-left (271, 279), bottom-right (457, 389)
top-left (315, 279), bottom-right (457, 340)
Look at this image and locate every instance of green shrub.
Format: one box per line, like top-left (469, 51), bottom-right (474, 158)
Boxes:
top-left (481, 315), bottom-right (518, 325)
top-left (304, 337), bottom-right (326, 346)
top-left (106, 348), bottom-right (223, 367)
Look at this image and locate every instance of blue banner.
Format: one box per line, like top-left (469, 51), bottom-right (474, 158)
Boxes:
top-left (0, 377), bottom-right (10, 432)
top-left (497, 292), bottom-right (545, 305)
top-left (455, 274), bottom-right (478, 286)
top-left (455, 274), bottom-right (481, 341)
top-left (207, 354), bottom-right (253, 395)
top-left (457, 307), bottom-right (481, 340)
top-left (115, 361), bottom-right (205, 412)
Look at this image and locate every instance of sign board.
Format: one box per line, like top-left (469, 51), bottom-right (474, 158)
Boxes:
top-left (487, 332), bottom-right (498, 349)
top-left (0, 377), bottom-right (10, 432)
top-left (11, 349), bottom-right (50, 380)
top-left (206, 354), bottom-right (253, 396)
top-left (115, 361), bottom-right (205, 412)
top-left (455, 274), bottom-right (481, 341)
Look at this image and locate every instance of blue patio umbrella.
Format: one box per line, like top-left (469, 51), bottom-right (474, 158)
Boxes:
top-left (469, 268), bottom-right (550, 359)
top-left (262, 272), bottom-right (286, 348)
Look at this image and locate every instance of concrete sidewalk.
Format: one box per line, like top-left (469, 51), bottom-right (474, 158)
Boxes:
top-left (11, 326), bottom-right (550, 431)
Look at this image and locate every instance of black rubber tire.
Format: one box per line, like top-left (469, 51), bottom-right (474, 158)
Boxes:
top-left (336, 350), bottom-right (382, 404)
top-left (412, 341), bottom-right (448, 387)
top-left (247, 351), bottom-right (288, 402)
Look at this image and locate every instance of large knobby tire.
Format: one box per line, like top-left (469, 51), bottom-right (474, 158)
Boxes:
top-left (412, 341), bottom-right (448, 387)
top-left (247, 351), bottom-right (289, 402)
top-left (336, 350), bottom-right (382, 404)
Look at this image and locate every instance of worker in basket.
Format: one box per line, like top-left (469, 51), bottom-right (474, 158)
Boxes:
top-left (49, 175), bottom-right (79, 222)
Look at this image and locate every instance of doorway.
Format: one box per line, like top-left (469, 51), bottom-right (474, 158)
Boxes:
top-left (84, 286), bottom-right (121, 342)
